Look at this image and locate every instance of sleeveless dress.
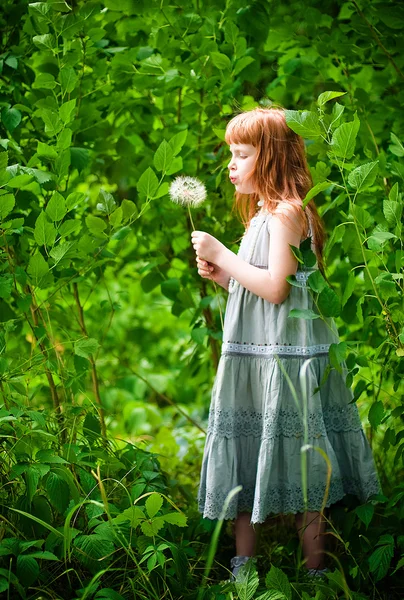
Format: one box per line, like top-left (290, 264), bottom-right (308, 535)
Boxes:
top-left (198, 208), bottom-right (381, 523)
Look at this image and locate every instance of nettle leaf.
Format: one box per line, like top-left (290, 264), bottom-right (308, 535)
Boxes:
top-left (0, 193), bottom-right (15, 219)
top-left (73, 535), bottom-right (114, 573)
top-left (46, 471), bottom-right (70, 513)
top-left (169, 130), bottom-right (188, 156)
top-left (145, 493), bottom-right (163, 518)
top-left (265, 565), bottom-right (292, 600)
top-left (137, 167), bottom-right (159, 198)
top-left (318, 286), bottom-right (340, 317)
top-left (330, 113), bottom-right (360, 159)
top-left (27, 253), bottom-right (49, 285)
top-left (235, 561), bottom-right (259, 600)
top-left (355, 503), bottom-right (374, 529)
top-left (211, 51), bottom-right (231, 70)
top-left (16, 555), bottom-right (39, 588)
top-left (369, 539), bottom-right (394, 581)
top-left (34, 211), bottom-right (56, 246)
top-left (74, 338), bottom-right (99, 359)
top-left (368, 400), bottom-right (385, 431)
top-left (285, 110), bottom-right (322, 139)
top-left (1, 107), bottom-right (22, 131)
top-left (348, 161), bottom-right (378, 192)
top-left (46, 191), bottom-right (67, 221)
top-left (153, 140), bottom-right (174, 173)
top-left (317, 91), bottom-right (346, 107)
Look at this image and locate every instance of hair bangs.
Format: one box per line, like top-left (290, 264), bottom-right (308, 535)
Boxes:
top-left (225, 112), bottom-right (263, 147)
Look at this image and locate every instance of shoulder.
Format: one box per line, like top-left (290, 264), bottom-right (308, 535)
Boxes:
top-left (271, 200), bottom-right (306, 234)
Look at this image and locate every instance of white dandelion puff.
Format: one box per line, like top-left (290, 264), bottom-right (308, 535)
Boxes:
top-left (169, 176), bottom-right (207, 208)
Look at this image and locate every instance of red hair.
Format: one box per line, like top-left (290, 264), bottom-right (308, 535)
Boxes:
top-left (225, 107), bottom-right (326, 272)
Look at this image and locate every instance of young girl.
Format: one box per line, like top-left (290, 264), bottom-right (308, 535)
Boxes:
top-left (191, 107), bottom-right (381, 579)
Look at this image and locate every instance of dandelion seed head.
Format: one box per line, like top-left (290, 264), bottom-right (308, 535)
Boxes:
top-left (169, 176), bottom-right (207, 208)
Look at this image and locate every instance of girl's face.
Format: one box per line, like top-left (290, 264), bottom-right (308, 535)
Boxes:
top-left (228, 143), bottom-right (257, 194)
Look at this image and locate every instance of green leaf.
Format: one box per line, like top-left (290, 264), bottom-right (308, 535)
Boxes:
top-left (58, 219), bottom-right (81, 237)
top-left (114, 506), bottom-right (145, 527)
top-left (73, 535), bottom-right (114, 573)
top-left (161, 278), bottom-right (180, 301)
top-left (97, 190), bottom-right (116, 214)
top-left (17, 555), bottom-right (39, 587)
top-left (367, 231), bottom-right (397, 251)
top-left (66, 192), bottom-right (85, 211)
top-left (153, 140), bottom-right (174, 173)
top-left (46, 471), bottom-right (70, 513)
top-left (317, 91), bottom-right (346, 106)
top-left (70, 147), bottom-right (90, 172)
top-left (224, 21), bottom-right (239, 44)
top-left (285, 110), bottom-right (322, 139)
top-left (191, 326), bottom-right (209, 343)
top-left (330, 113), bottom-right (360, 159)
top-left (0, 275), bottom-right (13, 299)
top-left (145, 493), bottom-right (163, 518)
top-left (288, 308), bottom-right (320, 320)
top-left (318, 286), bottom-right (340, 317)
top-left (383, 185), bottom-right (402, 225)
top-left (57, 128), bottom-right (72, 151)
top-left (86, 214), bottom-right (107, 237)
top-left (34, 211), bottom-right (57, 246)
top-left (46, 191), bottom-right (67, 221)
top-left (37, 141), bottom-right (58, 160)
top-left (303, 181), bottom-right (330, 207)
top-left (368, 400), bottom-right (384, 431)
top-left (342, 271), bottom-right (356, 306)
top-left (389, 132), bottom-right (404, 157)
top-left (33, 73), bottom-right (57, 90)
top-left (121, 199), bottom-right (138, 221)
top-left (348, 161), bottom-right (378, 192)
top-left (74, 338), bottom-right (99, 359)
top-left (235, 561), bottom-right (259, 600)
top-left (110, 207), bottom-right (122, 228)
top-left (329, 342), bottom-right (347, 373)
top-left (60, 67), bottom-right (78, 94)
top-left (355, 503), bottom-right (374, 528)
top-left (6, 174), bottom-right (33, 187)
top-left (369, 540), bottom-right (394, 581)
top-left (59, 99), bottom-right (76, 124)
top-left (234, 56), bottom-right (255, 75)
top-left (162, 512), bottom-right (187, 527)
top-left (265, 565), bottom-right (292, 600)
top-left (1, 107), bottom-right (22, 131)
top-left (27, 253), bottom-right (49, 285)
top-left (40, 109), bottom-right (63, 137)
top-left (141, 516), bottom-right (166, 537)
top-left (0, 193), bottom-right (15, 219)
top-left (211, 52), bottom-right (231, 70)
top-left (168, 130), bottom-right (188, 156)
top-left (141, 272), bottom-right (164, 293)
top-left (33, 34), bottom-right (55, 50)
top-left (307, 270), bottom-right (327, 293)
top-left (137, 167), bottom-right (159, 198)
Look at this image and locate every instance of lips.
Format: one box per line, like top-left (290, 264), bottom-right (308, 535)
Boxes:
top-left (230, 176), bottom-right (237, 184)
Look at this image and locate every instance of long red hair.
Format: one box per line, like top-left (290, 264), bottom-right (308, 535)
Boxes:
top-left (225, 107), bottom-right (326, 272)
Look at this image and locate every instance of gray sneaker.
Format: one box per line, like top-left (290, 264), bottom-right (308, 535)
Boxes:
top-left (229, 556), bottom-right (253, 580)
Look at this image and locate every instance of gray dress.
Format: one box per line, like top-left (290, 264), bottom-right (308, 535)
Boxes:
top-left (198, 209), bottom-right (381, 523)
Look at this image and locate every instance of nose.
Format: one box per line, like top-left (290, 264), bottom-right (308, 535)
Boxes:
top-left (228, 157), bottom-right (235, 170)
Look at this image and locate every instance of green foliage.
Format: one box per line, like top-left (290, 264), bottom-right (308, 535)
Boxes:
top-left (0, 0), bottom-right (403, 597)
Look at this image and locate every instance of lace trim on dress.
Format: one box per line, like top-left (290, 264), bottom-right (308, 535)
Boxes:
top-left (222, 342), bottom-right (330, 358)
top-left (198, 476), bottom-right (381, 522)
top-left (207, 406), bottom-right (364, 439)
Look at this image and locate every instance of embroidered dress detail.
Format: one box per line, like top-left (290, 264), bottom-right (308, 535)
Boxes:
top-left (222, 342), bottom-right (331, 358)
top-left (198, 202), bottom-right (381, 523)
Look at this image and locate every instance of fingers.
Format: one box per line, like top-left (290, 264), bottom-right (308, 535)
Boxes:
top-left (196, 257), bottom-right (214, 278)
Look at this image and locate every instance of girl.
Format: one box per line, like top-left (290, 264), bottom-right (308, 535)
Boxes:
top-left (191, 108), bottom-right (380, 579)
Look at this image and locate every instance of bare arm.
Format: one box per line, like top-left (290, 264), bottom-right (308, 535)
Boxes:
top-left (192, 204), bottom-right (304, 304)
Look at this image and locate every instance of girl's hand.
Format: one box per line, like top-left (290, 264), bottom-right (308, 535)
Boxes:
top-left (196, 257), bottom-right (230, 290)
top-left (191, 231), bottom-right (225, 263)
